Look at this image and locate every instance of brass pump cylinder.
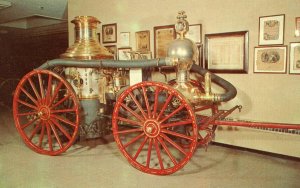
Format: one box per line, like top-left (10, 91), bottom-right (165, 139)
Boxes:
top-left (60, 16), bottom-right (113, 60)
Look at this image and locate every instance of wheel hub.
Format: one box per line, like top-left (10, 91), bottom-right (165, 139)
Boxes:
top-left (143, 119), bottom-right (160, 138)
top-left (38, 106), bottom-right (51, 120)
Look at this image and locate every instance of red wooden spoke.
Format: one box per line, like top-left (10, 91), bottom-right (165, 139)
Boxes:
top-left (161, 120), bottom-right (193, 129)
top-left (152, 86), bottom-right (160, 118)
top-left (161, 129), bottom-right (194, 141)
top-left (50, 118), bottom-right (72, 141)
top-left (154, 138), bottom-right (164, 169)
top-left (159, 104), bottom-right (185, 124)
top-left (13, 69), bottom-right (80, 155)
top-left (128, 91), bottom-right (147, 119)
top-left (123, 132), bottom-right (145, 148)
top-left (115, 128), bottom-right (143, 134)
top-left (156, 93), bottom-right (173, 121)
top-left (49, 121), bottom-right (63, 149)
top-left (21, 118), bottom-right (38, 129)
top-left (17, 99), bottom-right (38, 110)
top-left (141, 86), bottom-right (151, 118)
top-left (157, 137), bottom-right (177, 165)
top-left (46, 74), bottom-right (52, 105)
top-left (112, 81), bottom-right (197, 175)
top-left (160, 133), bottom-right (187, 156)
top-left (46, 122), bottom-right (53, 151)
top-left (51, 114), bottom-right (76, 127)
top-left (120, 103), bottom-right (145, 122)
top-left (17, 111), bottom-right (37, 116)
top-left (28, 123), bottom-right (41, 140)
top-left (51, 108), bottom-right (76, 113)
top-left (133, 136), bottom-right (148, 160)
top-left (20, 87), bottom-right (38, 105)
top-left (146, 138), bottom-right (153, 168)
top-left (38, 73), bottom-right (45, 100)
top-left (48, 81), bottom-right (64, 106)
top-left (38, 123), bottom-right (46, 147)
top-left (28, 77), bottom-right (41, 100)
top-left (116, 116), bottom-right (143, 127)
top-left (50, 93), bottom-right (71, 109)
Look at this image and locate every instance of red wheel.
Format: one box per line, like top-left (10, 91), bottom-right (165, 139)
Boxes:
top-left (13, 70), bottom-right (80, 155)
top-left (112, 81), bottom-right (198, 175)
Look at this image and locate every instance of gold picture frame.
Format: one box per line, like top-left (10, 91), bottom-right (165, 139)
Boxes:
top-left (289, 42), bottom-right (300, 74)
top-left (102, 23), bottom-right (117, 43)
top-left (259, 14), bottom-right (285, 45)
top-left (205, 31), bottom-right (249, 73)
top-left (135, 30), bottom-right (150, 52)
top-left (254, 46), bottom-right (287, 73)
top-left (104, 45), bottom-right (117, 60)
top-left (154, 25), bottom-right (175, 58)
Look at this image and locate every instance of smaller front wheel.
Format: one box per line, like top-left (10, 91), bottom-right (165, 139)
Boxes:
top-left (112, 81), bottom-right (198, 175)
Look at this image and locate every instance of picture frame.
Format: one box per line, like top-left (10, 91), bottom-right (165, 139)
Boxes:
top-left (185, 24), bottom-right (202, 44)
top-left (204, 31), bottom-right (249, 73)
top-left (135, 30), bottom-right (150, 52)
top-left (119, 32), bottom-right (130, 47)
top-left (118, 47), bottom-right (132, 60)
top-left (154, 25), bottom-right (176, 58)
top-left (102, 23), bottom-right (117, 43)
top-left (133, 51), bottom-right (152, 60)
top-left (104, 45), bottom-right (117, 60)
top-left (254, 45), bottom-right (287, 73)
top-left (295, 17), bottom-right (300, 37)
top-left (289, 42), bottom-right (300, 74)
top-left (259, 14), bottom-right (285, 45)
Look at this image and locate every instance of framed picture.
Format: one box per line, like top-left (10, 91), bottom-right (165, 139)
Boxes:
top-left (102, 23), bottom-right (117, 43)
top-left (118, 47), bottom-right (132, 60)
top-left (289, 42), bottom-right (300, 74)
top-left (254, 46), bottom-right (287, 73)
top-left (185, 24), bottom-right (202, 44)
top-left (205, 31), bottom-right (249, 73)
top-left (133, 51), bottom-right (152, 60)
top-left (259, 14), bottom-right (285, 45)
top-left (135, 30), bottom-right (150, 52)
top-left (104, 45), bottom-right (117, 59)
top-left (295, 17), bottom-right (300, 37)
top-left (119, 32), bottom-right (130, 47)
top-left (154, 25), bottom-right (176, 58)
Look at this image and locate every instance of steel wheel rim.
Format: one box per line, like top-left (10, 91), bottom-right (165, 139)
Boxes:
top-left (112, 81), bottom-right (198, 175)
top-left (13, 70), bottom-right (80, 155)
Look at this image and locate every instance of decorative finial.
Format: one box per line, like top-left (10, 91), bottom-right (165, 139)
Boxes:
top-left (175, 10), bottom-right (189, 39)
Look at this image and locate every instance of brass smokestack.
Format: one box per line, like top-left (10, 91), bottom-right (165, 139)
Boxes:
top-left (60, 16), bottom-right (113, 60)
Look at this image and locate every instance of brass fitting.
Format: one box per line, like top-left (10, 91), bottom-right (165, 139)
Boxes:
top-left (199, 72), bottom-right (221, 102)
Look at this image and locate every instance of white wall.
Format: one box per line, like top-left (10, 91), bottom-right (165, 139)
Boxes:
top-left (68, 0), bottom-right (300, 156)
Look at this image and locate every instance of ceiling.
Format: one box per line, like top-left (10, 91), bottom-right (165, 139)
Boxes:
top-left (0, 0), bottom-right (68, 35)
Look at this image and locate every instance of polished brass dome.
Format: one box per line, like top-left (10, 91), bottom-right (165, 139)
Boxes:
top-left (60, 16), bottom-right (113, 60)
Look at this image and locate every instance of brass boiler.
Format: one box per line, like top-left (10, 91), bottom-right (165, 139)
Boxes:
top-left (61, 16), bottom-right (118, 139)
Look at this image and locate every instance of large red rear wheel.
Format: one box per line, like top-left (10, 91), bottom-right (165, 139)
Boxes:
top-left (112, 82), bottom-right (198, 175)
top-left (13, 69), bottom-right (80, 155)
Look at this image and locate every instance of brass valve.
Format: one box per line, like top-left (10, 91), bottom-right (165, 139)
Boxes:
top-left (199, 72), bottom-right (221, 102)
